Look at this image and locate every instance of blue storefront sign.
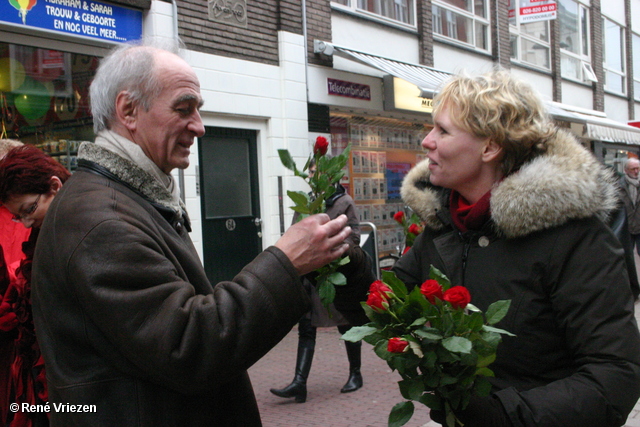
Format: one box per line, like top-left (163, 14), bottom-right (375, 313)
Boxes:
top-left (1, 0), bottom-right (142, 43)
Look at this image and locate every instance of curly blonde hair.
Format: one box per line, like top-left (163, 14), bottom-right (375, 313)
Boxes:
top-left (432, 70), bottom-right (555, 176)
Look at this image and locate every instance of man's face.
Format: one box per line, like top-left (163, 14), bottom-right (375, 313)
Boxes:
top-left (627, 161), bottom-right (640, 179)
top-left (130, 52), bottom-right (205, 174)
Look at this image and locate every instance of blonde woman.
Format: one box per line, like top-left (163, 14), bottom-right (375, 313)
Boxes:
top-left (395, 70), bottom-right (640, 426)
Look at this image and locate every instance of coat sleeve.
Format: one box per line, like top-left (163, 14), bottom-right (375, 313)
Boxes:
top-left (60, 215), bottom-right (311, 395)
top-left (494, 219), bottom-right (640, 427)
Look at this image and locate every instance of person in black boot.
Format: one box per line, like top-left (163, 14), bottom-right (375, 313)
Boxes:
top-left (271, 160), bottom-right (373, 401)
top-left (337, 325), bottom-right (362, 393)
top-left (269, 315), bottom-right (316, 403)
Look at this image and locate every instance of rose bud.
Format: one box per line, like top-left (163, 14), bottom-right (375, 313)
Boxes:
top-left (443, 286), bottom-right (471, 309)
top-left (314, 136), bottom-right (329, 156)
top-left (408, 223), bottom-right (422, 235)
top-left (393, 211), bottom-right (405, 224)
top-left (366, 280), bottom-right (393, 312)
top-left (388, 337), bottom-right (409, 353)
top-left (420, 279), bottom-right (444, 304)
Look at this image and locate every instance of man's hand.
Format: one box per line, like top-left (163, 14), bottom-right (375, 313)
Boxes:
top-left (275, 214), bottom-right (352, 276)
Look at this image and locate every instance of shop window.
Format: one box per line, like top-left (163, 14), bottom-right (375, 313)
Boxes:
top-left (432, 0), bottom-right (489, 51)
top-left (332, 0), bottom-right (416, 26)
top-left (330, 113), bottom-right (430, 256)
top-left (0, 42), bottom-right (97, 171)
top-left (602, 17), bottom-right (626, 95)
top-left (558, 0), bottom-right (594, 82)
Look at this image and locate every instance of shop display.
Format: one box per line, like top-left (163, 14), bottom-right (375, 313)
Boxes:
top-left (0, 42), bottom-right (98, 171)
top-left (330, 113), bottom-right (430, 257)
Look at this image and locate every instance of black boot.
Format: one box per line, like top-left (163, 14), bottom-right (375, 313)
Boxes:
top-left (339, 325), bottom-right (363, 393)
top-left (270, 318), bottom-right (316, 403)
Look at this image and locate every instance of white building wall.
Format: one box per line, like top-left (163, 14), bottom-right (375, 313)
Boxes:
top-left (432, 44), bottom-right (493, 75)
top-left (561, 80), bottom-right (594, 110)
top-left (605, 95), bottom-right (631, 122)
top-left (511, 68), bottom-right (553, 100)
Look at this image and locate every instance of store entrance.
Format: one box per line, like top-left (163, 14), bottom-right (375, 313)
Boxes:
top-left (198, 127), bottom-right (262, 284)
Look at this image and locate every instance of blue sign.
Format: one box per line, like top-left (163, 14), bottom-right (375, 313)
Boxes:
top-left (1, 0), bottom-right (142, 43)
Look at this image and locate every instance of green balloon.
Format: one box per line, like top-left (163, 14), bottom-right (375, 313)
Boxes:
top-left (14, 78), bottom-right (51, 121)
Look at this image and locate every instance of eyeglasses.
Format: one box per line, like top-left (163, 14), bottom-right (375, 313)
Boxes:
top-left (11, 194), bottom-right (42, 223)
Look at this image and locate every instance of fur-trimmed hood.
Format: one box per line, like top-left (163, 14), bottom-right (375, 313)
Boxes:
top-left (400, 129), bottom-right (619, 239)
top-left (77, 142), bottom-right (184, 215)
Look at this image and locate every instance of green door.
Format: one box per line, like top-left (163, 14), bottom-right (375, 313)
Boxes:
top-left (199, 127), bottom-right (262, 284)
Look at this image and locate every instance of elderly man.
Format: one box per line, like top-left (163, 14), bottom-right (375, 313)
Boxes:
top-left (31, 41), bottom-right (351, 426)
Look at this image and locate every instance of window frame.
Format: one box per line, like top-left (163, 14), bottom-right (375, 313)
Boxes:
top-left (601, 16), bottom-right (626, 95)
top-left (431, 0), bottom-right (491, 52)
top-left (558, 0), bottom-right (593, 83)
top-left (509, 9), bottom-right (551, 71)
top-left (331, 0), bottom-right (417, 28)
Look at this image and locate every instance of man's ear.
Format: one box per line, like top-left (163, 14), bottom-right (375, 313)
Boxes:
top-left (482, 139), bottom-right (503, 164)
top-left (114, 91), bottom-right (137, 131)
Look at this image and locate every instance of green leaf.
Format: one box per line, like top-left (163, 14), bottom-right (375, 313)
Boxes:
top-left (473, 376), bottom-right (493, 397)
top-left (399, 378), bottom-right (425, 400)
top-left (486, 300), bottom-right (511, 325)
top-left (328, 272), bottom-right (347, 286)
top-left (317, 280), bottom-right (335, 307)
top-left (410, 317), bottom-right (427, 327)
top-left (482, 325), bottom-right (516, 337)
top-left (388, 401), bottom-right (414, 427)
top-left (429, 265), bottom-right (451, 289)
top-left (381, 270), bottom-right (409, 298)
top-left (341, 325), bottom-right (377, 342)
top-left (475, 367), bottom-right (495, 377)
top-left (442, 336), bottom-right (472, 354)
top-left (286, 190), bottom-right (310, 207)
top-left (418, 392), bottom-right (442, 410)
top-left (278, 149), bottom-right (298, 172)
top-left (476, 352), bottom-right (496, 368)
top-left (336, 255), bottom-right (350, 266)
top-left (414, 329), bottom-right (442, 341)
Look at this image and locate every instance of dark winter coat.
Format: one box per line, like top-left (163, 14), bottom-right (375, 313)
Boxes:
top-left (31, 143), bottom-right (311, 426)
top-left (394, 129), bottom-right (640, 426)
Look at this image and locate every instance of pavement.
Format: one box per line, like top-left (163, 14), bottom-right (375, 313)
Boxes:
top-left (248, 255), bottom-right (640, 427)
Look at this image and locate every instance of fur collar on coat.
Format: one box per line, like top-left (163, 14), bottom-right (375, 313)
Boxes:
top-left (400, 129), bottom-right (619, 239)
top-left (77, 142), bottom-right (184, 215)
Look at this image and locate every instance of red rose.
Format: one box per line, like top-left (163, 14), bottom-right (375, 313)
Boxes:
top-left (408, 223), bottom-right (422, 235)
top-left (387, 337), bottom-right (409, 353)
top-left (393, 211), bottom-right (405, 224)
top-left (420, 279), bottom-right (444, 304)
top-left (314, 136), bottom-right (329, 156)
top-left (443, 286), bottom-right (471, 309)
top-left (366, 280), bottom-right (392, 312)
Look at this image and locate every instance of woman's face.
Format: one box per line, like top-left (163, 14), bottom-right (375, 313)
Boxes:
top-left (422, 103), bottom-right (500, 201)
top-left (3, 176), bottom-right (62, 229)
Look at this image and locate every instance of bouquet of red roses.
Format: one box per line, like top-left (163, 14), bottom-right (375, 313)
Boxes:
top-left (343, 267), bottom-right (513, 427)
top-left (278, 137), bottom-right (352, 307)
top-left (393, 210), bottom-right (423, 252)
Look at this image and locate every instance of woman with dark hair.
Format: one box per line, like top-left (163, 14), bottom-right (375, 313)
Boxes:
top-left (0, 145), bottom-right (70, 427)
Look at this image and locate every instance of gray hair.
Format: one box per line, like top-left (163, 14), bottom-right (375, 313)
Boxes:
top-left (0, 139), bottom-right (23, 158)
top-left (89, 38), bottom-right (185, 133)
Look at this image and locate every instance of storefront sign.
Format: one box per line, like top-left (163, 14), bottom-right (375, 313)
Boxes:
top-left (0, 0), bottom-right (142, 42)
top-left (208, 0), bottom-right (247, 28)
top-left (327, 78), bottom-right (371, 101)
top-left (383, 76), bottom-right (432, 114)
top-left (508, 0), bottom-right (557, 24)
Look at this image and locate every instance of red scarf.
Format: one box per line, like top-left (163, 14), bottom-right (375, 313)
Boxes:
top-left (450, 190), bottom-right (492, 233)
